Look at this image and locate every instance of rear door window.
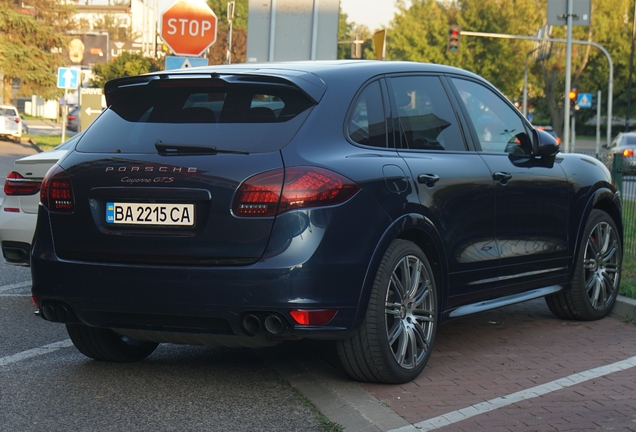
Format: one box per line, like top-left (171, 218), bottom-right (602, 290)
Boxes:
top-left (76, 78), bottom-right (315, 154)
top-left (388, 76), bottom-right (466, 151)
top-left (347, 81), bottom-right (388, 148)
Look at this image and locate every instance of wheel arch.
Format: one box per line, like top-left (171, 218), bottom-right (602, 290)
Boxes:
top-left (352, 213), bottom-right (449, 331)
top-left (571, 187), bottom-right (623, 273)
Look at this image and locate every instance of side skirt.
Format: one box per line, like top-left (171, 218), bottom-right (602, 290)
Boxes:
top-left (449, 285), bottom-right (563, 318)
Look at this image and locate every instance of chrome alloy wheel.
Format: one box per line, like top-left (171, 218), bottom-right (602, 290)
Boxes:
top-left (583, 221), bottom-right (621, 310)
top-left (384, 254), bottom-right (436, 370)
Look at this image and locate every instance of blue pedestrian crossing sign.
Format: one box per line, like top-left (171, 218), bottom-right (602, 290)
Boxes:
top-left (165, 56), bottom-right (209, 71)
top-left (57, 67), bottom-right (79, 89)
top-left (577, 93), bottom-right (593, 109)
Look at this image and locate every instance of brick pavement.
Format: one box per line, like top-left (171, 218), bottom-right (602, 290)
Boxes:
top-left (361, 299), bottom-right (636, 431)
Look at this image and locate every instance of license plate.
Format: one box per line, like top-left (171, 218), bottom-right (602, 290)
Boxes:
top-left (106, 202), bottom-right (195, 226)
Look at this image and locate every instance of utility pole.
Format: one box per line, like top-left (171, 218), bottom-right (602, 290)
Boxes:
top-left (625, 1), bottom-right (636, 131)
top-left (226, 1), bottom-right (235, 64)
top-left (563, 0), bottom-right (574, 153)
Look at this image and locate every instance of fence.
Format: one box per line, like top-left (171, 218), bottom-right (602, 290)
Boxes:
top-left (574, 151), bottom-right (635, 256)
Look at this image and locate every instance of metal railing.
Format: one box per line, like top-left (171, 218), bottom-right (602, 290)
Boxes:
top-left (573, 151), bottom-right (635, 255)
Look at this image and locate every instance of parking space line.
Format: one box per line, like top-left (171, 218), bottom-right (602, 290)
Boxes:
top-left (0, 340), bottom-right (73, 367)
top-left (0, 281), bottom-right (31, 293)
top-left (390, 355), bottom-right (636, 432)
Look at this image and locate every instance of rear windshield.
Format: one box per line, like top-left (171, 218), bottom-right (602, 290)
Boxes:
top-left (0, 108), bottom-right (17, 116)
top-left (76, 79), bottom-right (315, 154)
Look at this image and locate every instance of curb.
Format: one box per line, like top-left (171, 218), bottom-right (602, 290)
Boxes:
top-left (611, 294), bottom-right (636, 324)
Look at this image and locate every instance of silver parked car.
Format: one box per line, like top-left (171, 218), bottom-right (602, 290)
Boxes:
top-left (606, 132), bottom-right (636, 175)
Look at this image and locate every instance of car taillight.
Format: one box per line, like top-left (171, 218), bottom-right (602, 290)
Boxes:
top-left (623, 149), bottom-right (634, 157)
top-left (68, 115), bottom-right (76, 121)
top-left (289, 309), bottom-right (338, 326)
top-left (556, 137), bottom-right (561, 145)
top-left (40, 164), bottom-right (75, 213)
top-left (232, 166), bottom-right (360, 217)
top-left (3, 171), bottom-right (41, 196)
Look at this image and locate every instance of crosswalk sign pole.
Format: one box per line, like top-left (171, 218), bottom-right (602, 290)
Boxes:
top-left (61, 88), bottom-right (68, 143)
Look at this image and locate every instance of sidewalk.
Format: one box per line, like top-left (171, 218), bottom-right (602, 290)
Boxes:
top-left (273, 296), bottom-right (636, 432)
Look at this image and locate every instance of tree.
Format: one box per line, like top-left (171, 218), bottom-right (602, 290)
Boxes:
top-left (206, 0), bottom-right (248, 64)
top-left (385, 0), bottom-right (451, 64)
top-left (90, 51), bottom-right (161, 89)
top-left (337, 9), bottom-right (354, 59)
top-left (0, 0), bottom-right (75, 103)
top-left (90, 14), bottom-right (140, 43)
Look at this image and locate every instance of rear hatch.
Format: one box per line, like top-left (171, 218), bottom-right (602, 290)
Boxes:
top-left (45, 71), bottom-right (321, 265)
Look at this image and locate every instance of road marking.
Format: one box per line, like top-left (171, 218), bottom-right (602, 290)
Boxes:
top-left (390, 355), bottom-right (636, 432)
top-left (0, 294), bottom-right (31, 297)
top-left (0, 339), bottom-right (73, 367)
top-left (0, 281), bottom-right (31, 293)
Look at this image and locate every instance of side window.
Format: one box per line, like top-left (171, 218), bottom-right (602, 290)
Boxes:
top-left (347, 81), bottom-right (387, 148)
top-left (389, 76), bottom-right (465, 151)
top-left (452, 78), bottom-right (531, 155)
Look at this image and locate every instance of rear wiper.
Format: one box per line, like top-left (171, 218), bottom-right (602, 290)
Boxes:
top-left (155, 140), bottom-right (249, 155)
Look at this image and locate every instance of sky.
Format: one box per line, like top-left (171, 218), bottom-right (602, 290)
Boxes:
top-left (339, 0), bottom-right (398, 31)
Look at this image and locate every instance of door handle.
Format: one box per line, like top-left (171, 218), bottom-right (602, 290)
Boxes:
top-left (493, 172), bottom-right (512, 185)
top-left (417, 173), bottom-right (440, 187)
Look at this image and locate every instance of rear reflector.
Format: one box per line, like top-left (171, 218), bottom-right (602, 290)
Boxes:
top-left (289, 309), bottom-right (338, 326)
top-left (233, 167), bottom-right (359, 217)
top-left (40, 164), bottom-right (75, 213)
top-left (3, 171), bottom-right (41, 196)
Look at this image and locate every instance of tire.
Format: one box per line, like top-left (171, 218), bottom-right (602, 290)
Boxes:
top-left (66, 324), bottom-right (159, 362)
top-left (545, 209), bottom-right (622, 321)
top-left (337, 239), bottom-right (438, 384)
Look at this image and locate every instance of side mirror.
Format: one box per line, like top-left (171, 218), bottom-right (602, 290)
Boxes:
top-left (535, 129), bottom-right (559, 158)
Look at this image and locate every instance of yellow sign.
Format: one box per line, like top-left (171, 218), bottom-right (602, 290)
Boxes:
top-left (373, 30), bottom-right (386, 61)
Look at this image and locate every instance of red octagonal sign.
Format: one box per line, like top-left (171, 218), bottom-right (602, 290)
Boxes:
top-left (161, 0), bottom-right (217, 57)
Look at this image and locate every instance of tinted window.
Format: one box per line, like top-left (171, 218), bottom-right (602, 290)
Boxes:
top-left (389, 76), bottom-right (465, 151)
top-left (77, 79), bottom-right (315, 154)
top-left (452, 78), bottom-right (531, 155)
top-left (347, 81), bottom-right (387, 148)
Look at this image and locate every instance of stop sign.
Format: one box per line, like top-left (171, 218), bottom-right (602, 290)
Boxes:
top-left (161, 0), bottom-right (217, 57)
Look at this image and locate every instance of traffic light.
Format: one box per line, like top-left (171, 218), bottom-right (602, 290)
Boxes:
top-left (569, 89), bottom-right (577, 107)
top-left (447, 26), bottom-right (460, 53)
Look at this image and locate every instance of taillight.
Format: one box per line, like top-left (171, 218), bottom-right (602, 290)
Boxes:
top-left (289, 309), bottom-right (338, 326)
top-left (623, 149), bottom-right (634, 157)
top-left (3, 171), bottom-right (41, 195)
top-left (556, 137), bottom-right (561, 145)
top-left (40, 164), bottom-right (75, 213)
top-left (232, 167), bottom-right (360, 217)
top-left (68, 115), bottom-right (76, 121)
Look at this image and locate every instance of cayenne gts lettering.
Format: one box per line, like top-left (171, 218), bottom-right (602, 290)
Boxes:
top-left (120, 177), bottom-right (175, 183)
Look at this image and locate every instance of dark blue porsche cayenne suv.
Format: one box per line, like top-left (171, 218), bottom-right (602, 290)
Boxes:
top-left (31, 61), bottom-right (622, 384)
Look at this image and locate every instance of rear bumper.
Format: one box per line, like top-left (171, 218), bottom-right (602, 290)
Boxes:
top-left (0, 208), bottom-right (36, 265)
top-left (32, 256), bottom-right (364, 340)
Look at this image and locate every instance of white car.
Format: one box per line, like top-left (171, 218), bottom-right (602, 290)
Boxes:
top-left (0, 104), bottom-right (23, 143)
top-left (0, 135), bottom-right (78, 265)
